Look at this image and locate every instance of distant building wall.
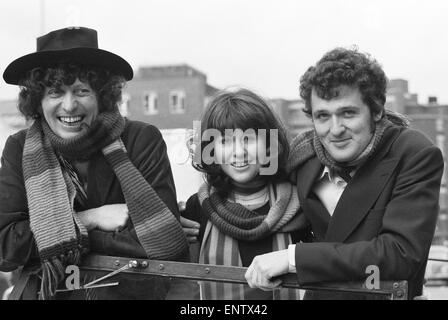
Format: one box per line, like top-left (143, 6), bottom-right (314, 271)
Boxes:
top-left (269, 99), bottom-right (312, 137)
top-left (386, 79), bottom-right (418, 114)
top-left (405, 103), bottom-right (448, 245)
top-left (123, 64), bottom-right (217, 130)
top-left (0, 100), bottom-right (28, 158)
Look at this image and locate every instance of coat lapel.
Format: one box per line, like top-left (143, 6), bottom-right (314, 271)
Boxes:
top-left (295, 157), bottom-right (333, 239)
top-left (305, 195), bottom-right (331, 241)
top-left (324, 127), bottom-right (403, 242)
top-left (295, 157), bottom-right (323, 201)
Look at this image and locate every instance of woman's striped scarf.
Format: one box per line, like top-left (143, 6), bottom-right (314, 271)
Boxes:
top-left (197, 182), bottom-right (301, 300)
top-left (23, 110), bottom-right (188, 299)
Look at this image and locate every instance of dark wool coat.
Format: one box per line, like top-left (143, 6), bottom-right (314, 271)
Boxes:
top-left (293, 125), bottom-right (444, 299)
top-left (0, 119), bottom-right (187, 299)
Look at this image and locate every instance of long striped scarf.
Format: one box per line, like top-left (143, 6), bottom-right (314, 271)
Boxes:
top-left (23, 110), bottom-right (188, 299)
top-left (197, 182), bottom-right (301, 300)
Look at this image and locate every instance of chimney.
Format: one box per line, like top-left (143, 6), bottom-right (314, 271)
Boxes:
top-left (428, 96), bottom-right (438, 105)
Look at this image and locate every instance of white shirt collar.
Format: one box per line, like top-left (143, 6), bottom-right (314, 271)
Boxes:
top-left (319, 166), bottom-right (355, 185)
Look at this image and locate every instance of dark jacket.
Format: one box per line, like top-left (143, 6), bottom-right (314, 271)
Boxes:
top-left (0, 119), bottom-right (186, 299)
top-left (293, 125), bottom-right (444, 299)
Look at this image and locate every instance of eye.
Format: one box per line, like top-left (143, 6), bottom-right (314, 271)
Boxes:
top-left (343, 110), bottom-right (356, 118)
top-left (314, 113), bottom-right (329, 121)
top-left (75, 88), bottom-right (92, 96)
top-left (46, 88), bottom-right (62, 97)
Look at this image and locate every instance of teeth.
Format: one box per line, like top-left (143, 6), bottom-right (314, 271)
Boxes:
top-left (232, 163), bottom-right (249, 167)
top-left (59, 116), bottom-right (82, 123)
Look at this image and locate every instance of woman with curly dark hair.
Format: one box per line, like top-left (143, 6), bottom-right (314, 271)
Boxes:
top-left (0, 27), bottom-right (188, 300)
top-left (181, 88), bottom-right (307, 300)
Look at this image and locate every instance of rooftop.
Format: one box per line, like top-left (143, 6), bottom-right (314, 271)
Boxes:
top-left (135, 64), bottom-right (207, 79)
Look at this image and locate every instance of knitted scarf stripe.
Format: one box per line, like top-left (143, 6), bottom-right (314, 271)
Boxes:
top-left (199, 221), bottom-right (300, 300)
top-left (23, 121), bottom-right (90, 299)
top-left (197, 182), bottom-right (299, 241)
top-left (199, 222), bottom-right (244, 299)
top-left (102, 140), bottom-right (188, 259)
top-left (286, 122), bottom-right (389, 176)
top-left (43, 111), bottom-right (126, 161)
top-left (209, 196), bottom-right (265, 227)
top-left (23, 122), bottom-right (88, 261)
top-left (286, 111), bottom-right (409, 176)
top-left (203, 200), bottom-right (270, 241)
top-left (312, 117), bottom-right (390, 173)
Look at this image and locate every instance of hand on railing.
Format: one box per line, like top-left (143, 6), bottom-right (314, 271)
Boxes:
top-left (78, 255), bottom-right (409, 300)
top-left (9, 255), bottom-right (409, 300)
top-left (178, 201), bottom-right (200, 243)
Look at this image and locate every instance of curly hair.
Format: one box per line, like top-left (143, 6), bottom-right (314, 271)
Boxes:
top-left (191, 88), bottom-right (290, 196)
top-left (300, 47), bottom-right (388, 117)
top-left (17, 63), bottom-right (126, 119)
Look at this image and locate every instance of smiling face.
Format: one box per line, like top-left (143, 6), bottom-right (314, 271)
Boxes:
top-left (41, 78), bottom-right (99, 139)
top-left (213, 129), bottom-right (267, 185)
top-left (311, 85), bottom-right (382, 163)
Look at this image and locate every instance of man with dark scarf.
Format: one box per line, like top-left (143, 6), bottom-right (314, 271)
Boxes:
top-left (0, 27), bottom-right (189, 299)
top-left (245, 47), bottom-right (444, 299)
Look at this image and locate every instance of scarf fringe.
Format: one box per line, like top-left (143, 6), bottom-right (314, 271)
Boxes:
top-left (39, 250), bottom-right (82, 300)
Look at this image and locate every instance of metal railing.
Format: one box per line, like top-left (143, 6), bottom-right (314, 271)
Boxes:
top-left (425, 258), bottom-right (448, 285)
top-left (76, 255), bottom-right (408, 300)
top-left (8, 254), bottom-right (409, 300)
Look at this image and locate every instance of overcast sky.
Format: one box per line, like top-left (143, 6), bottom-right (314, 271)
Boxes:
top-left (1, 0), bottom-right (447, 104)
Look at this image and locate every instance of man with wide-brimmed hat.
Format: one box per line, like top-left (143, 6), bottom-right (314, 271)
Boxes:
top-left (0, 26), bottom-right (189, 300)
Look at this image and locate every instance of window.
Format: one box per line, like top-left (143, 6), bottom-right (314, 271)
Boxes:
top-left (119, 93), bottom-right (130, 117)
top-left (169, 90), bottom-right (186, 114)
top-left (143, 92), bottom-right (158, 115)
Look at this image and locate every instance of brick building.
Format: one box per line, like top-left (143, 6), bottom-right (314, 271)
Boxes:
top-left (269, 98), bottom-right (312, 137)
top-left (122, 64), bottom-right (219, 129)
top-left (385, 79), bottom-right (419, 114)
top-left (386, 80), bottom-right (448, 245)
top-left (0, 100), bottom-right (28, 157)
top-left (406, 102), bottom-right (448, 245)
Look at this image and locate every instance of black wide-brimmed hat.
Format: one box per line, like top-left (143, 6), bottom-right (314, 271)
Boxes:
top-left (3, 27), bottom-right (133, 85)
